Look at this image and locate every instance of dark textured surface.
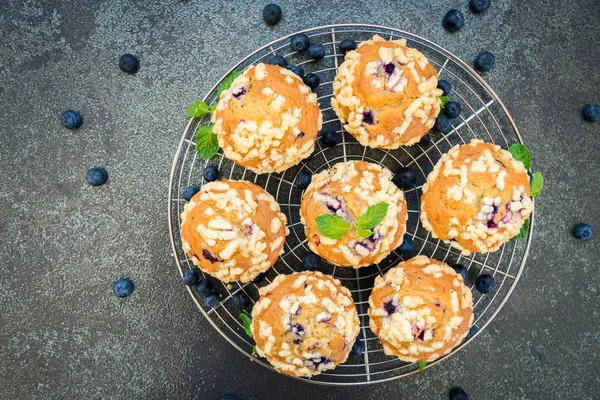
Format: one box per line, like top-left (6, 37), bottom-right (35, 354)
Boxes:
top-left (1, 0), bottom-right (599, 399)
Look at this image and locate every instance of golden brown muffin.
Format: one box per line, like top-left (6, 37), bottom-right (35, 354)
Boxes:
top-left (420, 139), bottom-right (534, 254)
top-left (300, 161), bottom-right (408, 268)
top-left (180, 180), bottom-right (288, 283)
top-left (251, 271), bottom-right (360, 377)
top-left (211, 63), bottom-right (323, 174)
top-left (331, 35), bottom-right (443, 149)
top-left (368, 256), bottom-right (473, 363)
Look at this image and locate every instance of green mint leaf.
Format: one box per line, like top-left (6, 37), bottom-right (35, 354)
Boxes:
top-left (316, 214), bottom-right (351, 239)
top-left (239, 313), bottom-right (253, 338)
top-left (515, 218), bottom-right (529, 240)
top-left (356, 225), bottom-right (374, 238)
top-left (439, 95), bottom-right (450, 110)
top-left (195, 124), bottom-right (220, 159)
top-left (208, 104), bottom-right (217, 113)
top-left (216, 71), bottom-right (243, 99)
top-left (252, 345), bottom-right (258, 356)
top-left (186, 100), bottom-right (210, 118)
top-left (530, 172), bottom-right (544, 197)
top-left (356, 202), bottom-right (389, 230)
top-left (417, 361), bottom-right (428, 371)
top-left (508, 144), bottom-right (531, 170)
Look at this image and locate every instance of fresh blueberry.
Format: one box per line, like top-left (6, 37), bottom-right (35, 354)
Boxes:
top-left (350, 339), bottom-right (365, 358)
top-left (573, 223), bottom-right (593, 241)
top-left (451, 263), bottom-right (468, 282)
top-left (303, 73), bottom-right (320, 90)
top-left (113, 278), bottom-right (134, 298)
top-left (219, 396), bottom-right (235, 400)
top-left (85, 167), bottom-right (108, 187)
top-left (289, 65), bottom-right (305, 78)
top-left (267, 55), bottom-right (287, 67)
top-left (582, 104), bottom-right (600, 122)
top-left (434, 115), bottom-right (452, 133)
top-left (392, 167), bottom-right (417, 190)
top-left (321, 130), bottom-right (341, 147)
top-left (302, 252), bottom-right (321, 270)
top-left (262, 4), bottom-right (282, 25)
top-left (294, 170), bottom-right (312, 190)
top-left (449, 387), bottom-right (470, 400)
top-left (308, 42), bottom-right (325, 60)
top-left (443, 9), bottom-right (465, 32)
top-left (339, 38), bottom-right (357, 54)
top-left (232, 292), bottom-right (251, 309)
top-left (444, 101), bottom-right (462, 119)
top-left (118, 54), bottom-right (139, 74)
top-left (195, 278), bottom-right (214, 297)
top-left (475, 274), bottom-right (495, 294)
top-left (398, 235), bottom-right (415, 255)
top-left (182, 268), bottom-right (200, 286)
top-left (61, 110), bottom-right (83, 130)
top-left (470, 0), bottom-right (491, 13)
top-left (204, 293), bottom-right (221, 308)
top-left (437, 79), bottom-right (452, 96)
top-left (291, 33), bottom-right (310, 52)
top-left (465, 325), bottom-right (479, 340)
top-left (182, 185), bottom-right (200, 201)
top-left (419, 134), bottom-right (432, 147)
top-left (474, 51), bottom-right (495, 72)
top-left (203, 165), bottom-right (219, 182)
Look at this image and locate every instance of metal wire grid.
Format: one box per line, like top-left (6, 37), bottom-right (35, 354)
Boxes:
top-left (167, 24), bottom-right (534, 385)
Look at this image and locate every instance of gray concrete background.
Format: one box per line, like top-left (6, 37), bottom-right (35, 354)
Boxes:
top-left (1, 0), bottom-right (599, 399)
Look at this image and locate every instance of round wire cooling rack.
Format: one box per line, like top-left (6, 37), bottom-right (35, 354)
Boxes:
top-left (168, 24), bottom-right (535, 385)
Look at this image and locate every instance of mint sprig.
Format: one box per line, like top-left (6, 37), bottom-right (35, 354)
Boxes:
top-left (216, 71), bottom-right (242, 99)
top-left (508, 144), bottom-right (531, 170)
top-left (316, 214), bottom-right (351, 239)
top-left (196, 124), bottom-right (219, 159)
top-left (515, 218), bottom-right (529, 240)
top-left (316, 202), bottom-right (389, 239)
top-left (417, 361), bottom-right (428, 371)
top-left (530, 172), bottom-right (543, 197)
top-left (239, 313), bottom-right (253, 338)
top-left (186, 100), bottom-right (210, 118)
top-left (439, 95), bottom-right (450, 110)
top-left (356, 202), bottom-right (389, 230)
top-left (356, 225), bottom-right (374, 238)
top-left (508, 143), bottom-right (544, 198)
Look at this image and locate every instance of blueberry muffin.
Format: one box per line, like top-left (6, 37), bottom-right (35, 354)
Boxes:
top-left (180, 180), bottom-right (288, 283)
top-left (212, 63), bottom-right (323, 174)
top-left (420, 139), bottom-right (534, 254)
top-left (300, 161), bottom-right (408, 268)
top-left (331, 35), bottom-right (442, 149)
top-left (368, 256), bottom-right (473, 363)
top-left (251, 271), bottom-right (360, 377)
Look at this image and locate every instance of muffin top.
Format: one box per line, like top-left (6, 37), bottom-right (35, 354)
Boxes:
top-left (331, 35), bottom-right (442, 149)
top-left (212, 63), bottom-right (323, 174)
top-left (300, 161), bottom-right (408, 268)
top-left (251, 271), bottom-right (360, 377)
top-left (420, 139), bottom-right (534, 254)
top-left (368, 256), bottom-right (473, 363)
top-left (180, 180), bottom-right (288, 282)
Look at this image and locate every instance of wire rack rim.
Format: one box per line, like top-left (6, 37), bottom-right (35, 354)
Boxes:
top-left (167, 23), bottom-right (534, 386)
